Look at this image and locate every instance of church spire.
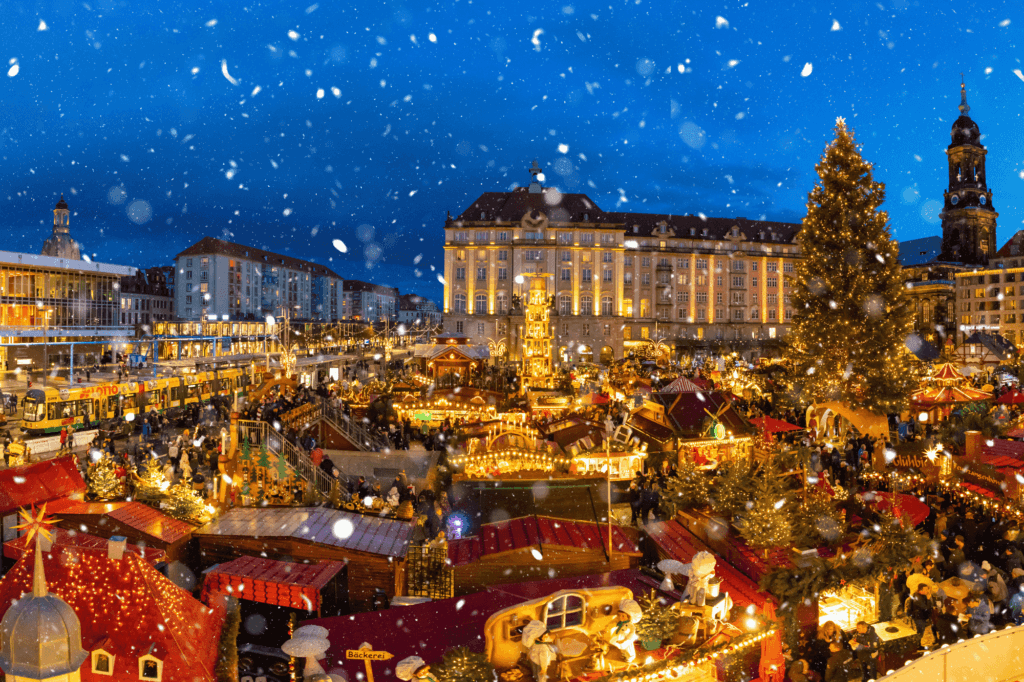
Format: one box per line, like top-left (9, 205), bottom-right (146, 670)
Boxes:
top-left (959, 74), bottom-right (970, 116)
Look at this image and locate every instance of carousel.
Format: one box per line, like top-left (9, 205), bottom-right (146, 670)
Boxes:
top-left (910, 361), bottom-right (992, 423)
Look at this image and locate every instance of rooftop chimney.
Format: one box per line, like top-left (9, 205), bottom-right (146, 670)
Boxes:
top-left (108, 535), bottom-right (127, 561)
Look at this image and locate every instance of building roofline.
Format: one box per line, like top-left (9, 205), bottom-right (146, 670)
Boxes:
top-left (174, 237), bottom-right (343, 279)
top-left (0, 250), bottom-right (136, 277)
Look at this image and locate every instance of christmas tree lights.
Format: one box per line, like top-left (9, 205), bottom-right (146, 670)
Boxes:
top-left (786, 118), bottom-right (915, 415)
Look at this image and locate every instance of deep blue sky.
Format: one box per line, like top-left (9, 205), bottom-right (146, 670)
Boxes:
top-left (2, 0), bottom-right (1024, 303)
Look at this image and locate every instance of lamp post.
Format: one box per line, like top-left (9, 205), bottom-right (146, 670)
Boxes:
top-left (604, 415), bottom-right (615, 556)
top-left (36, 302), bottom-right (51, 388)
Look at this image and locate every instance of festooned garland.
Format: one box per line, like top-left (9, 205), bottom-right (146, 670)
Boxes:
top-left (587, 627), bottom-right (778, 682)
top-left (759, 510), bottom-right (927, 611)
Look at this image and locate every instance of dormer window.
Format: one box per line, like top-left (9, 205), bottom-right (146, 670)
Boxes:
top-left (480, 212), bottom-right (486, 220)
top-left (583, 213), bottom-right (589, 221)
top-left (139, 655), bottom-right (163, 681)
top-left (690, 228), bottom-right (696, 236)
top-left (659, 224), bottom-right (666, 234)
top-left (92, 650), bottom-right (116, 676)
top-left (702, 228), bottom-right (708, 236)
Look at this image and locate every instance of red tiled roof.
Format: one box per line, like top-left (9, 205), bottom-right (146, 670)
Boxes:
top-left (47, 499), bottom-right (193, 544)
top-left (963, 483), bottom-right (998, 499)
top-left (201, 556), bottom-right (345, 612)
top-left (447, 516), bottom-right (640, 567)
top-left (980, 439), bottom-right (1024, 460)
top-left (3, 528), bottom-right (166, 564)
top-left (0, 457), bottom-right (86, 516)
top-left (644, 520), bottom-right (768, 611)
top-left (0, 545), bottom-right (223, 681)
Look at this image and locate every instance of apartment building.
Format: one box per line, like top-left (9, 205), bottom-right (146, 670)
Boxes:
top-left (341, 280), bottom-right (399, 323)
top-left (119, 269), bottom-right (174, 327)
top-left (442, 167), bottom-right (802, 362)
top-left (173, 237), bottom-right (344, 322)
top-left (954, 230), bottom-right (1024, 345)
top-left (397, 294), bottom-right (442, 328)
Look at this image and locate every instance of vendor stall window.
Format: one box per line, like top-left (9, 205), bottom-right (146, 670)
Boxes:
top-left (138, 654), bottom-right (163, 681)
top-left (819, 583), bottom-right (878, 632)
top-left (92, 650), bottom-right (115, 676)
top-left (545, 594), bottom-right (586, 630)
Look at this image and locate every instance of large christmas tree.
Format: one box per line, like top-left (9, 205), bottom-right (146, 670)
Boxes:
top-left (786, 118), bottom-right (915, 415)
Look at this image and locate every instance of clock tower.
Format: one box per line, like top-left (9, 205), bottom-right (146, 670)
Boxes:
top-left (939, 79), bottom-right (997, 265)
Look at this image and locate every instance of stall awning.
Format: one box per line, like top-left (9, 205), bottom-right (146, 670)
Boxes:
top-left (749, 416), bottom-right (801, 436)
top-left (815, 401), bottom-right (889, 440)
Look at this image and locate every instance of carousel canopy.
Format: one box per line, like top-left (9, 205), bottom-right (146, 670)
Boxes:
top-left (910, 383), bottom-right (992, 407)
top-left (928, 362), bottom-right (967, 385)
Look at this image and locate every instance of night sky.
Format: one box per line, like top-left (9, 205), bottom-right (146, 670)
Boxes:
top-left (3, 1), bottom-right (1024, 303)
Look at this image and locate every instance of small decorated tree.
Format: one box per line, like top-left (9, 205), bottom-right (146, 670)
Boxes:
top-left (87, 453), bottom-right (123, 500)
top-left (635, 589), bottom-right (680, 645)
top-left (435, 646), bottom-right (495, 682)
top-left (792, 488), bottom-right (845, 547)
top-left (738, 464), bottom-right (791, 551)
top-left (711, 459), bottom-right (754, 518)
top-left (166, 475), bottom-right (208, 524)
top-left (660, 457), bottom-right (711, 517)
top-left (133, 457), bottom-right (168, 501)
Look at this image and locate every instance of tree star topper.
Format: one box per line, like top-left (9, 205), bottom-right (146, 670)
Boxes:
top-left (14, 504), bottom-right (61, 547)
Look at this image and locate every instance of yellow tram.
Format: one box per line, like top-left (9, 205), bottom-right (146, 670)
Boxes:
top-left (20, 368), bottom-right (252, 435)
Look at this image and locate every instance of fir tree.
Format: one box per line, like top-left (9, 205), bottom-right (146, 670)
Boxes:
top-left (435, 647), bottom-right (495, 682)
top-left (737, 462), bottom-right (791, 550)
top-left (711, 458), bottom-right (754, 518)
top-left (635, 588), bottom-right (680, 642)
top-left (786, 118), bottom-right (915, 415)
top-left (87, 453), bottom-right (123, 500)
top-left (792, 488), bottom-right (844, 547)
top-left (215, 596), bottom-right (240, 682)
top-left (660, 457), bottom-right (711, 517)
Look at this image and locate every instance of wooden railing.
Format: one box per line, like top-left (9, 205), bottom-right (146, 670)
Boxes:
top-left (236, 419), bottom-right (336, 498)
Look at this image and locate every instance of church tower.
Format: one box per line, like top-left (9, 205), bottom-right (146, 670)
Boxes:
top-left (40, 194), bottom-right (81, 261)
top-left (939, 79), bottom-right (997, 264)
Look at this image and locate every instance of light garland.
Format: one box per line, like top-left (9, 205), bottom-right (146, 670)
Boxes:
top-left (588, 626), bottom-right (778, 682)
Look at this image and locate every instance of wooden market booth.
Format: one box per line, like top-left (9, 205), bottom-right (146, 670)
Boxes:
top-left (193, 506), bottom-right (413, 611)
top-left (46, 498), bottom-right (195, 562)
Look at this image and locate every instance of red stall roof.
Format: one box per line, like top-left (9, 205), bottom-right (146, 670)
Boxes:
top-left (0, 457), bottom-right (85, 516)
top-left (644, 519), bottom-right (769, 611)
top-left (448, 515), bottom-right (640, 566)
top-left (47, 499), bottom-right (193, 545)
top-left (3, 528), bottom-right (166, 564)
top-left (201, 555), bottom-right (345, 612)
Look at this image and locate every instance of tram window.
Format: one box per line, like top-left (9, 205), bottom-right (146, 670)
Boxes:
top-left (187, 385), bottom-right (200, 399)
top-left (76, 401), bottom-right (91, 417)
top-left (23, 400), bottom-right (44, 422)
top-left (121, 395), bottom-right (137, 410)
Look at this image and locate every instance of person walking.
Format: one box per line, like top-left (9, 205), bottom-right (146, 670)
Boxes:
top-left (59, 427), bottom-right (68, 455)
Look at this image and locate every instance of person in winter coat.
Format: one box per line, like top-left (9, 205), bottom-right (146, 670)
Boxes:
top-left (825, 641), bottom-right (860, 682)
top-left (849, 621), bottom-right (879, 681)
top-left (1003, 545), bottom-right (1024, 575)
top-left (908, 584), bottom-right (935, 635)
top-left (933, 602), bottom-right (961, 646)
top-left (627, 482), bottom-right (642, 526)
top-left (966, 595), bottom-right (993, 637)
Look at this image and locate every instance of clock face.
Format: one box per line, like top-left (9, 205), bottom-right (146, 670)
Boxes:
top-left (951, 195), bottom-right (959, 205)
top-left (980, 195), bottom-right (988, 205)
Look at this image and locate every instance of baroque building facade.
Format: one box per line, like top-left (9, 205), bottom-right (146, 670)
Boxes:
top-left (443, 165), bottom-right (802, 363)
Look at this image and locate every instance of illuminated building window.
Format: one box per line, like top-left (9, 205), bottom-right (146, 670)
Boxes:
top-left (453, 294), bottom-right (466, 313)
top-left (92, 650), bottom-right (115, 676)
top-left (641, 327), bottom-right (649, 339)
top-left (623, 327), bottom-right (632, 340)
top-left (601, 296), bottom-right (613, 315)
top-left (474, 293), bottom-right (487, 313)
top-left (581, 295), bottom-right (593, 315)
top-left (559, 296), bottom-right (571, 316)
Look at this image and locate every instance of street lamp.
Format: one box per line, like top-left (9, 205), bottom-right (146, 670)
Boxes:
top-left (36, 302), bottom-right (52, 388)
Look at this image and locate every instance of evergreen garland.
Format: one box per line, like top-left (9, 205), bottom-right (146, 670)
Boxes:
top-left (784, 118), bottom-right (916, 415)
top-left (435, 646), bottom-right (496, 682)
top-left (215, 596), bottom-right (240, 682)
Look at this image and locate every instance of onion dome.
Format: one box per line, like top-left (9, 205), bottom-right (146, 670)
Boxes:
top-left (950, 79), bottom-right (982, 148)
top-left (0, 536), bottom-right (88, 680)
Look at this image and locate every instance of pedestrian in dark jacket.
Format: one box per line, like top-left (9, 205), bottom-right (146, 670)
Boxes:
top-left (934, 603), bottom-right (961, 646)
top-left (908, 584), bottom-right (935, 634)
top-left (1003, 545), bottom-right (1024, 575)
top-left (825, 641), bottom-right (860, 682)
top-left (849, 621), bottom-right (879, 681)
top-left (627, 482), bottom-right (641, 526)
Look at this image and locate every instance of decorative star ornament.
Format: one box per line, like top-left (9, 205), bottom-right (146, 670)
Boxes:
top-left (13, 504), bottom-right (60, 548)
